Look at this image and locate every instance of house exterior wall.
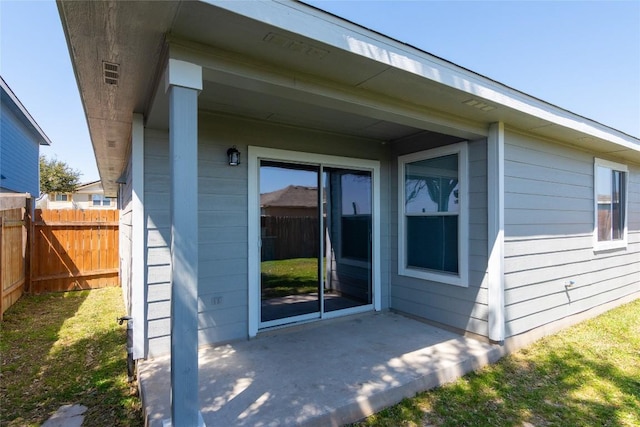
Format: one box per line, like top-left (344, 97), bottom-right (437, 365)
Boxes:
top-left (389, 133), bottom-right (490, 337)
top-left (0, 102), bottom-right (40, 196)
top-left (139, 114), bottom-right (638, 357)
top-left (503, 129), bottom-right (640, 338)
top-left (45, 197), bottom-right (74, 209)
top-left (45, 183), bottom-right (115, 210)
top-left (47, 195), bottom-right (111, 210)
top-left (143, 112), bottom-right (390, 357)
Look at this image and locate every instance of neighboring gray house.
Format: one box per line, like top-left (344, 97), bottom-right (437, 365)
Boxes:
top-left (58, 0), bottom-right (639, 424)
top-left (260, 185), bottom-right (319, 217)
top-left (0, 76), bottom-right (52, 196)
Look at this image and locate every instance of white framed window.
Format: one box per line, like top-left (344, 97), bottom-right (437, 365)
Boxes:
top-left (398, 142), bottom-right (469, 286)
top-left (92, 194), bottom-right (112, 206)
top-left (594, 158), bottom-right (628, 251)
top-left (54, 193), bottom-right (69, 201)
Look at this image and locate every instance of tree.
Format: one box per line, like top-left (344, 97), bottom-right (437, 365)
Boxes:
top-left (39, 155), bottom-right (81, 195)
top-left (405, 176), bottom-right (458, 211)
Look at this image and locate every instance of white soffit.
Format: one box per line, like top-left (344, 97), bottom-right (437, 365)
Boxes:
top-left (206, 0), bottom-right (639, 153)
top-left (57, 0), bottom-right (179, 196)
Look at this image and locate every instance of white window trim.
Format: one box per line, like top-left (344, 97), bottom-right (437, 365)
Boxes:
top-left (398, 142), bottom-right (469, 287)
top-left (248, 146), bottom-right (381, 337)
top-left (593, 157), bottom-right (628, 252)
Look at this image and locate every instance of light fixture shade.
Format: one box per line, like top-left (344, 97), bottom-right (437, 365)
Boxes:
top-left (227, 146), bottom-right (241, 166)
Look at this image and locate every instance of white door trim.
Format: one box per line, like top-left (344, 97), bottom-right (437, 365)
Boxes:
top-left (248, 146), bottom-right (381, 337)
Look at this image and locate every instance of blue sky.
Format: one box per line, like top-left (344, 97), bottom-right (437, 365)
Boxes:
top-left (1, 1), bottom-right (95, 180)
top-left (2, 1), bottom-right (639, 183)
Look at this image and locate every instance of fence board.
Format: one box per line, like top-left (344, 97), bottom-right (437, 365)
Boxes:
top-left (30, 209), bottom-right (119, 293)
top-left (261, 216), bottom-right (319, 261)
top-left (1, 197), bottom-right (28, 320)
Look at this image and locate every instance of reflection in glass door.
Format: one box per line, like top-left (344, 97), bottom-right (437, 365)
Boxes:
top-left (259, 160), bottom-right (373, 327)
top-left (323, 169), bottom-right (372, 313)
top-left (260, 161), bottom-right (321, 324)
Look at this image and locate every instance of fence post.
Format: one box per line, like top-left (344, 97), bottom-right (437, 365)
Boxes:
top-left (1, 214), bottom-right (4, 320)
top-left (25, 198), bottom-right (33, 293)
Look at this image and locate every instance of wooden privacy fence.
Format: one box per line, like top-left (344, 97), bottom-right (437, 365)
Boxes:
top-left (30, 209), bottom-right (119, 293)
top-left (0, 195), bottom-right (28, 320)
top-left (261, 215), bottom-right (319, 261)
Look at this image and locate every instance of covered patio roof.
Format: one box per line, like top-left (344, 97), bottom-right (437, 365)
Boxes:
top-left (57, 0), bottom-right (640, 197)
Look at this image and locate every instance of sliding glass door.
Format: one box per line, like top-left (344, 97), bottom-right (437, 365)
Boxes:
top-left (259, 159), bottom-right (373, 328)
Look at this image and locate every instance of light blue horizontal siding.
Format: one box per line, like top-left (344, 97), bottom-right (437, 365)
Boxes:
top-left (503, 129), bottom-right (640, 338)
top-left (144, 113), bottom-right (391, 356)
top-left (389, 135), bottom-right (489, 337)
top-left (144, 131), bottom-right (171, 357)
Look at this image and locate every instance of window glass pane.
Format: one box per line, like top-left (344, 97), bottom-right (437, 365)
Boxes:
top-left (596, 165), bottom-right (626, 242)
top-left (406, 216), bottom-right (458, 274)
top-left (92, 194), bottom-right (101, 206)
top-left (324, 168), bottom-right (373, 310)
top-left (338, 172), bottom-right (372, 261)
top-left (103, 198), bottom-right (111, 206)
top-left (612, 170), bottom-right (624, 240)
top-left (405, 154), bottom-right (459, 214)
top-left (596, 166), bottom-right (612, 204)
top-left (596, 166), bottom-right (612, 241)
top-left (259, 161), bottom-right (321, 322)
top-left (341, 173), bottom-right (371, 215)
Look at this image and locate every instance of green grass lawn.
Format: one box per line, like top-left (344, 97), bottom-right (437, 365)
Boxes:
top-left (261, 257), bottom-right (320, 298)
top-left (2, 287), bottom-right (638, 427)
top-left (0, 288), bottom-right (142, 427)
top-left (353, 298), bottom-right (640, 427)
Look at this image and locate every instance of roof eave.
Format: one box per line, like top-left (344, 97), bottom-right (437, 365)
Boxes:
top-left (208, 0), bottom-right (639, 150)
top-left (0, 76), bottom-right (53, 146)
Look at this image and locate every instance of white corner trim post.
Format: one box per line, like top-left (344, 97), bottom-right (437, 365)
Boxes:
top-left (247, 148), bottom-right (259, 338)
top-left (488, 122), bottom-right (505, 343)
top-left (131, 113), bottom-right (145, 360)
top-left (165, 59), bottom-right (205, 427)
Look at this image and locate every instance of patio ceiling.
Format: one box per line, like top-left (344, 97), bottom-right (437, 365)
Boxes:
top-left (58, 0), bottom-right (640, 197)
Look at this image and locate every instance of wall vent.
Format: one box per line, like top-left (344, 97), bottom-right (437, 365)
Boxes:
top-left (103, 61), bottom-right (120, 85)
top-left (263, 33), bottom-right (329, 59)
top-left (463, 98), bottom-right (496, 112)
top-left (107, 140), bottom-right (117, 148)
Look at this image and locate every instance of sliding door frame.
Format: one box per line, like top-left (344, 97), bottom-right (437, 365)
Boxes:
top-left (248, 146), bottom-right (381, 337)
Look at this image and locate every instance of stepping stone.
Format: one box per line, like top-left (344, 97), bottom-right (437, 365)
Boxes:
top-left (42, 404), bottom-right (87, 427)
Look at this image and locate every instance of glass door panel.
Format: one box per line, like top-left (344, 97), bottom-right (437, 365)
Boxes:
top-left (260, 161), bottom-right (321, 323)
top-left (323, 168), bottom-right (372, 312)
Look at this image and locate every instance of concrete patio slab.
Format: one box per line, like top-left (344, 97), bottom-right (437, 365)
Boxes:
top-left (138, 311), bottom-right (503, 427)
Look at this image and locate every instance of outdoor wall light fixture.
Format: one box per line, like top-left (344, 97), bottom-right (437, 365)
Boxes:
top-left (227, 146), bottom-right (241, 166)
